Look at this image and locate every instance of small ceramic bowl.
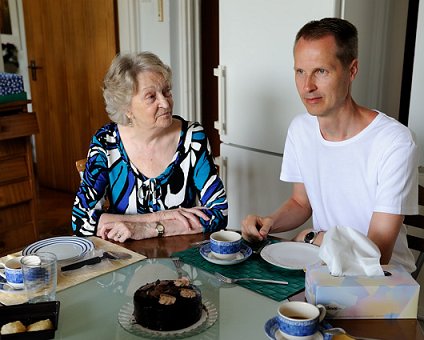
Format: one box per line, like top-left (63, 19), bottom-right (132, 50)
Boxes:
top-left (210, 230), bottom-right (242, 260)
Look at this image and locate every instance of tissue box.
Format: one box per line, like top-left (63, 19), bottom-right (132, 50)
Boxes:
top-left (0, 72), bottom-right (24, 95)
top-left (0, 72), bottom-right (27, 104)
top-left (305, 265), bottom-right (419, 319)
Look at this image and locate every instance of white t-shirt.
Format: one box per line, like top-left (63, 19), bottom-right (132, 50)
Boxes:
top-left (281, 111), bottom-right (418, 272)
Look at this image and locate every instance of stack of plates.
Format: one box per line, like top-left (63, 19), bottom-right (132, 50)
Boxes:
top-left (22, 236), bottom-right (94, 262)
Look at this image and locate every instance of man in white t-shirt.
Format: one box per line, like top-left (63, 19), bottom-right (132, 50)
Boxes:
top-left (242, 18), bottom-right (418, 272)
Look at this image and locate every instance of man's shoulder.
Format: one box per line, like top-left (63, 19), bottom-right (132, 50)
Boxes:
top-left (373, 112), bottom-right (415, 143)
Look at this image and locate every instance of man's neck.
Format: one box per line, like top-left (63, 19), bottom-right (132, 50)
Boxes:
top-left (318, 102), bottom-right (377, 141)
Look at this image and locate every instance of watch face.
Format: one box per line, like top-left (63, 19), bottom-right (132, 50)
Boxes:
top-left (304, 231), bottom-right (315, 243)
top-left (156, 223), bottom-right (164, 237)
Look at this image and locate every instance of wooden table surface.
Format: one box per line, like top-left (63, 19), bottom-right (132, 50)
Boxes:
top-left (119, 232), bottom-right (424, 340)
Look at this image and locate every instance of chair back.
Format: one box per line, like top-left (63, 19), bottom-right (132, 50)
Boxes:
top-left (75, 159), bottom-right (87, 180)
top-left (405, 184), bottom-right (424, 279)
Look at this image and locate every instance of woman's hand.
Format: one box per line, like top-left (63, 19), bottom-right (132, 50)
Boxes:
top-left (154, 206), bottom-right (209, 232)
top-left (96, 221), bottom-right (136, 243)
top-left (96, 207), bottom-right (210, 242)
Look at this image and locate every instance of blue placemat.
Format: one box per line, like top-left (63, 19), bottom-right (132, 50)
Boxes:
top-left (172, 242), bottom-right (305, 302)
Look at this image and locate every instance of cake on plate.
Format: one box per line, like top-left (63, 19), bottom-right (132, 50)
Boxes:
top-left (133, 278), bottom-right (203, 331)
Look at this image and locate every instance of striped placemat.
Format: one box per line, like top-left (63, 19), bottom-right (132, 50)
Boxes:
top-left (0, 237), bottom-right (145, 305)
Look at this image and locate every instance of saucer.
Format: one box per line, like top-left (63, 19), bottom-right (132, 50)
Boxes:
top-left (199, 243), bottom-right (252, 265)
top-left (264, 316), bottom-right (324, 340)
top-left (0, 282), bottom-right (25, 293)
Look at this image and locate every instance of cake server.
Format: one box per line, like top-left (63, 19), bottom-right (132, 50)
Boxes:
top-left (61, 251), bottom-right (131, 271)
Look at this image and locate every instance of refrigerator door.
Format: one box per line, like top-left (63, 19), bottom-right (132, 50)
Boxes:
top-left (220, 143), bottom-right (304, 240)
top-left (217, 0), bottom-right (338, 154)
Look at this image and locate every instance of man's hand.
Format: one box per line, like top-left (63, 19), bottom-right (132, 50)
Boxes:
top-left (241, 215), bottom-right (273, 243)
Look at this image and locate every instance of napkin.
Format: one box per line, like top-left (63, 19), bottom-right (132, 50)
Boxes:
top-left (319, 226), bottom-right (384, 276)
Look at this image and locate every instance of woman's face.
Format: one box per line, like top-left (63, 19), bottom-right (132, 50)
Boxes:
top-left (129, 71), bottom-right (174, 128)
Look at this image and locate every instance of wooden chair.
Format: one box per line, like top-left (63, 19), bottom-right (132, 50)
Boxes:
top-left (75, 159), bottom-right (87, 180)
top-left (405, 184), bottom-right (424, 280)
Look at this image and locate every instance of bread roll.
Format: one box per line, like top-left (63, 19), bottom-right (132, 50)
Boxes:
top-left (27, 319), bottom-right (54, 332)
top-left (1, 320), bottom-right (26, 334)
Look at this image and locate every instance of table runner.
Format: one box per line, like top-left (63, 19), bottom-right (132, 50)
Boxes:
top-left (172, 243), bottom-right (305, 302)
top-left (0, 237), bottom-right (145, 305)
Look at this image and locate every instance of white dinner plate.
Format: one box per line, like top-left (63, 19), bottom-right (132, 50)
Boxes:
top-left (199, 243), bottom-right (252, 265)
top-left (22, 236), bottom-right (94, 262)
top-left (260, 242), bottom-right (320, 270)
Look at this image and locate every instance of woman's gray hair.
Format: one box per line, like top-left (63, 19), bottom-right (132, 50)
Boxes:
top-left (103, 51), bottom-right (172, 125)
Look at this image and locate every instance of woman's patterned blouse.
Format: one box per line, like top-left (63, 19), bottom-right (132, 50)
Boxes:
top-left (72, 116), bottom-right (228, 236)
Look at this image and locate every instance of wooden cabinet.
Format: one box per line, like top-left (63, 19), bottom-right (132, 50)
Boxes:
top-left (0, 101), bottom-right (39, 255)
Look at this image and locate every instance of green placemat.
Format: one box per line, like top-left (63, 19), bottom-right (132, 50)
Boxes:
top-left (172, 244), bottom-right (305, 302)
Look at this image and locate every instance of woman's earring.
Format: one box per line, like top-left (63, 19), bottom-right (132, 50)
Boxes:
top-left (127, 116), bottom-right (133, 127)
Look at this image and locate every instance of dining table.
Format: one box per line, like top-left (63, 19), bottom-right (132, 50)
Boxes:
top-left (1, 232), bottom-right (423, 340)
top-left (121, 233), bottom-right (424, 340)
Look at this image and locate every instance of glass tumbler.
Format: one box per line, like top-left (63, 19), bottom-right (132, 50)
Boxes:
top-left (21, 252), bottom-right (57, 303)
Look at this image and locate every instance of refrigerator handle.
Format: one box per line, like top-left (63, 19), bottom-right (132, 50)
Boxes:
top-left (213, 65), bottom-right (226, 135)
top-left (215, 155), bottom-right (228, 189)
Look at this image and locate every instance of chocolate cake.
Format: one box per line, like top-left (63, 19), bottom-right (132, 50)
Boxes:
top-left (133, 278), bottom-right (203, 331)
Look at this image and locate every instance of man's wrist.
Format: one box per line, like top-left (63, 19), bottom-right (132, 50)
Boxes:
top-left (304, 230), bottom-right (321, 244)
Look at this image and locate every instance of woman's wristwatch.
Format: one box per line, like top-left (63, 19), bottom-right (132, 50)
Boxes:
top-left (156, 223), bottom-right (165, 237)
top-left (304, 230), bottom-right (320, 244)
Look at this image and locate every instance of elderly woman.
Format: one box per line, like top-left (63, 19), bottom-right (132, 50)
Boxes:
top-left (72, 52), bottom-right (228, 242)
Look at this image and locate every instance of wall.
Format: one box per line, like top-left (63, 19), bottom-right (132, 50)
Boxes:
top-left (409, 1), bottom-right (424, 168)
top-left (408, 0), bottom-right (424, 318)
top-left (117, 0), bottom-right (200, 123)
top-left (342, 0), bottom-right (408, 119)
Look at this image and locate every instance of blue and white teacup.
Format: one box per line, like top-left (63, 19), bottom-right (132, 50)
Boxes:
top-left (277, 301), bottom-right (326, 339)
top-left (0, 256), bottom-right (25, 289)
top-left (210, 230), bottom-right (242, 260)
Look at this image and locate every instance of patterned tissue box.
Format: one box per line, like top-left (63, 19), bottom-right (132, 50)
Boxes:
top-left (0, 72), bottom-right (27, 104)
top-left (305, 264), bottom-right (419, 319)
top-left (0, 72), bottom-right (24, 95)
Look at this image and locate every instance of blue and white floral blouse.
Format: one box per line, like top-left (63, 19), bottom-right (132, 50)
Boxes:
top-left (72, 116), bottom-right (228, 236)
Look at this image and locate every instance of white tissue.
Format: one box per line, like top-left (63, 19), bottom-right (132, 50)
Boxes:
top-left (319, 226), bottom-right (384, 276)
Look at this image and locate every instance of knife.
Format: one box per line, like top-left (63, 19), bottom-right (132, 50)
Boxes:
top-left (61, 251), bottom-right (131, 271)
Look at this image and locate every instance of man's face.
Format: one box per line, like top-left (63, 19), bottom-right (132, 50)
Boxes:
top-left (293, 35), bottom-right (357, 118)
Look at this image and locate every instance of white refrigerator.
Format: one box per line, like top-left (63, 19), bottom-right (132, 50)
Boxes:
top-left (215, 0), bottom-right (398, 234)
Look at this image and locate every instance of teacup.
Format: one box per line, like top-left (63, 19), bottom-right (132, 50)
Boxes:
top-left (277, 301), bottom-right (326, 339)
top-left (210, 230), bottom-right (242, 260)
top-left (0, 256), bottom-right (25, 289)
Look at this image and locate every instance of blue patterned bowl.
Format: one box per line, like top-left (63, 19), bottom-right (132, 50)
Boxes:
top-left (210, 230), bottom-right (242, 260)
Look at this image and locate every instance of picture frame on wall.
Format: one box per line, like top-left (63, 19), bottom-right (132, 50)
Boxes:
top-left (1, 0), bottom-right (21, 48)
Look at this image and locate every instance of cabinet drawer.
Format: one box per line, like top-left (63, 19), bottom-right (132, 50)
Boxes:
top-left (0, 138), bottom-right (26, 158)
top-left (0, 202), bottom-right (32, 227)
top-left (0, 180), bottom-right (33, 207)
top-left (0, 112), bottom-right (39, 141)
top-left (0, 221), bottom-right (37, 255)
top-left (0, 156), bottom-right (28, 183)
